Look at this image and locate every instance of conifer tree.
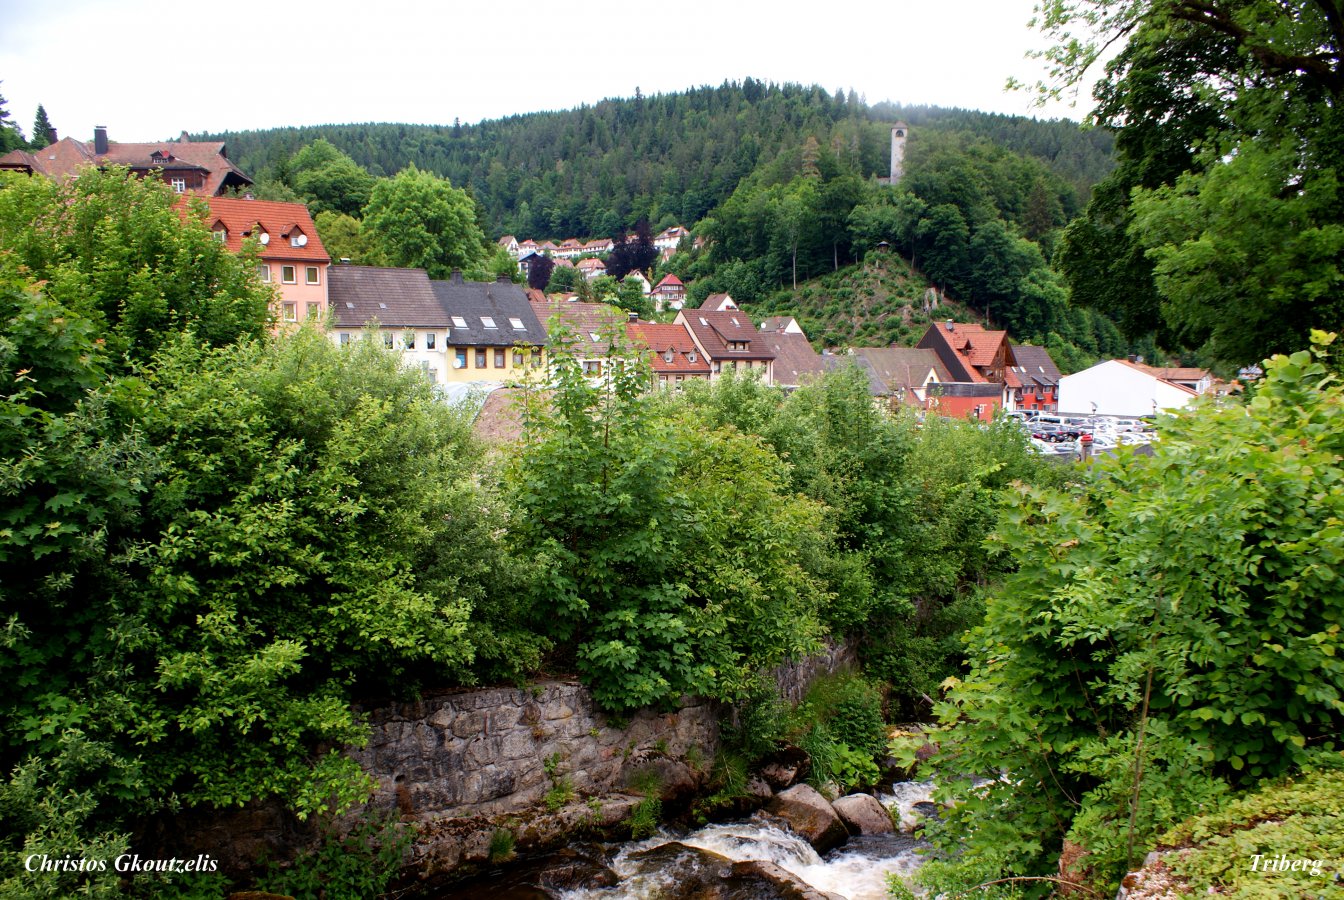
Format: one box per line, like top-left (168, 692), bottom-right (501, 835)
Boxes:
top-left (31, 103), bottom-right (54, 149)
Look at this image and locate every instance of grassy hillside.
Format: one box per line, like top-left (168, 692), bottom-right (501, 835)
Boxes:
top-left (745, 252), bottom-right (980, 349)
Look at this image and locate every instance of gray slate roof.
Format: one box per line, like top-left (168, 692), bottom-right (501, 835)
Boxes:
top-left (431, 274), bottom-right (549, 347)
top-left (1009, 345), bottom-right (1063, 388)
top-left (329, 266), bottom-right (443, 328)
top-left (849, 347), bottom-right (951, 396)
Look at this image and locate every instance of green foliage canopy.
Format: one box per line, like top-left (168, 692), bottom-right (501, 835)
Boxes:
top-left (362, 165), bottom-right (488, 279)
top-left (0, 169), bottom-right (272, 364)
top-left (911, 334), bottom-right (1344, 894)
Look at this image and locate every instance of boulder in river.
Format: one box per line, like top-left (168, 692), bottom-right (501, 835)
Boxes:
top-left (764, 785), bottom-right (848, 852)
top-left (832, 793), bottom-right (894, 835)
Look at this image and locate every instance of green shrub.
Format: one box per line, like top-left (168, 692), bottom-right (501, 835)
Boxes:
top-left (488, 828), bottom-right (516, 863)
top-left (256, 813), bottom-right (409, 900)
top-left (917, 335), bottom-right (1344, 895)
top-left (628, 797), bottom-right (662, 839)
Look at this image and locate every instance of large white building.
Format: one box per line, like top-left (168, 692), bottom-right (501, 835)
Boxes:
top-left (1058, 359), bottom-right (1199, 417)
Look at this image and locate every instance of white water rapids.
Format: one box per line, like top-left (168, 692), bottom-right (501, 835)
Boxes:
top-left (560, 781), bottom-right (937, 900)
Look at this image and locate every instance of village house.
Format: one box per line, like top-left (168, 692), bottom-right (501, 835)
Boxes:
top-left (201, 197), bottom-right (329, 326)
top-left (577, 257), bottom-right (607, 280)
top-left (653, 225), bottom-right (691, 252)
top-left (700, 293), bottom-right (740, 313)
top-left (1, 127), bottom-right (252, 195)
top-left (530, 297), bottom-right (628, 378)
top-left (329, 267), bottom-right (546, 385)
top-left (497, 235), bottom-right (520, 258)
top-left (849, 347), bottom-right (952, 408)
top-left (329, 266), bottom-right (450, 382)
top-left (650, 273), bottom-right (687, 312)
top-left (757, 317), bottom-right (827, 389)
top-left (916, 321), bottom-right (1061, 414)
top-left (1007, 345), bottom-right (1063, 413)
top-left (431, 273), bottom-right (549, 382)
top-left (675, 306), bottom-right (775, 384)
top-left (627, 321), bottom-right (711, 388)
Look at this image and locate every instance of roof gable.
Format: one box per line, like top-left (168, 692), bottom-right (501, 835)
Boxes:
top-left (196, 197), bottom-right (329, 262)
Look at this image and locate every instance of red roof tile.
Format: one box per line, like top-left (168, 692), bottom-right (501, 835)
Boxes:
top-left (627, 322), bottom-right (711, 375)
top-left (193, 197), bottom-right (329, 263)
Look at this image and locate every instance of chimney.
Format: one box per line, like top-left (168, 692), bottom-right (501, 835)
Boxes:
top-left (339, 257), bottom-right (352, 265)
top-left (94, 126), bottom-right (108, 155)
top-left (628, 311), bottom-right (639, 323)
top-left (945, 319), bottom-right (955, 331)
top-left (450, 270), bottom-right (465, 284)
top-left (45, 126), bottom-right (58, 145)
top-left (496, 273), bottom-right (511, 283)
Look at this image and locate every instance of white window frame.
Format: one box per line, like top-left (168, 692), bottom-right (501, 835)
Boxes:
top-left (258, 264), bottom-right (271, 283)
top-left (282, 302), bottom-right (297, 323)
top-left (306, 266), bottom-right (320, 285)
top-left (282, 265), bottom-right (297, 284)
top-left (171, 177), bottom-right (186, 193)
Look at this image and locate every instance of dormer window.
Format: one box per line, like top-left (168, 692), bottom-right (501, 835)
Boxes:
top-left (286, 226), bottom-right (308, 248)
top-left (688, 351), bottom-right (697, 363)
top-left (664, 350), bottom-right (674, 363)
top-left (245, 223), bottom-right (270, 245)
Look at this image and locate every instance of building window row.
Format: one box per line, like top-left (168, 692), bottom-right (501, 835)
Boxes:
top-left (257, 264), bottom-right (320, 285)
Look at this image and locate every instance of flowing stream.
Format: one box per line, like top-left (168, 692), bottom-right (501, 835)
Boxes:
top-left (556, 780), bottom-right (937, 900)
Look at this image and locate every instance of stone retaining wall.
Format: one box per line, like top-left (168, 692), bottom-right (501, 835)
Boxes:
top-left (163, 640), bottom-right (858, 881)
top-left (351, 682), bottom-right (719, 823)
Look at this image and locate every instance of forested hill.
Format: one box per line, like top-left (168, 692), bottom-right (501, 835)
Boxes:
top-left (201, 80), bottom-right (1114, 239)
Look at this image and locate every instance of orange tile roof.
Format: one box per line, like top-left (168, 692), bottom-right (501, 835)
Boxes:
top-left (194, 197), bottom-right (329, 263)
top-left (627, 322), bottom-right (711, 375)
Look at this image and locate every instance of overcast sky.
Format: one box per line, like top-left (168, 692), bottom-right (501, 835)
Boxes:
top-left (2, 0), bottom-right (1100, 143)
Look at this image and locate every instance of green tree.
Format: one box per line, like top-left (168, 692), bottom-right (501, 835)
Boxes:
top-left (1, 325), bottom-right (514, 875)
top-left (30, 104), bottom-right (53, 149)
top-left (1036, 0), bottom-right (1344, 365)
top-left (289, 139), bottom-right (375, 217)
top-left (0, 168), bottom-right (271, 364)
top-left (0, 83), bottom-right (26, 153)
top-left (505, 334), bottom-right (830, 711)
top-left (910, 334), bottom-right (1344, 895)
top-left (362, 165), bottom-right (487, 278)
top-left (314, 209), bottom-right (374, 264)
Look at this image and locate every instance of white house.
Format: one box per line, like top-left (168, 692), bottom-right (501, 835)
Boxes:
top-left (1058, 359), bottom-right (1198, 417)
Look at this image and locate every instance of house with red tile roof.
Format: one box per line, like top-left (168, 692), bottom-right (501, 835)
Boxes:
top-left (530, 297), bottom-right (628, 378)
top-left (2, 127), bottom-right (251, 195)
top-left (654, 225), bottom-right (691, 251)
top-left (675, 308), bottom-right (775, 383)
top-left (627, 321), bottom-right (711, 387)
top-left (917, 320), bottom-right (1009, 384)
top-left (577, 257), bottom-right (607, 280)
top-left (651, 273), bottom-right (686, 312)
top-left (200, 197), bottom-right (329, 326)
top-left (915, 321), bottom-right (1068, 416)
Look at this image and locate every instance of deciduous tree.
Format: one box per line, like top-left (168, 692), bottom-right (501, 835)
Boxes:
top-left (362, 165), bottom-right (487, 279)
